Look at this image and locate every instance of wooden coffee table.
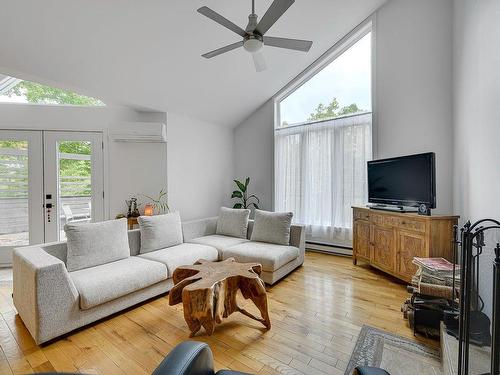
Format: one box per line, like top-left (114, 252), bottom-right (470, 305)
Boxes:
top-left (168, 258), bottom-right (271, 337)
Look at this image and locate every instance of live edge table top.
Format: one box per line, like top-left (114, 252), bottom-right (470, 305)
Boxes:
top-left (168, 258), bottom-right (271, 337)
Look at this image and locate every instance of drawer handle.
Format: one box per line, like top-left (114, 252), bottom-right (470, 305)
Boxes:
top-left (401, 221), bottom-right (406, 225)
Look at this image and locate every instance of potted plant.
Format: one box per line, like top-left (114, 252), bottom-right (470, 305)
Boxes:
top-left (141, 188), bottom-right (170, 215)
top-left (231, 178), bottom-right (260, 209)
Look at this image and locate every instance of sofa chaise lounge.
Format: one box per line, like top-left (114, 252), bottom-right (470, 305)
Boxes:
top-left (13, 214), bottom-right (305, 344)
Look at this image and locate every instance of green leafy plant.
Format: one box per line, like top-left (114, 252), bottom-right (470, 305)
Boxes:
top-left (142, 189), bottom-right (170, 214)
top-left (231, 178), bottom-right (260, 209)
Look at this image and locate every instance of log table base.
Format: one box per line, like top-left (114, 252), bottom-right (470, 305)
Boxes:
top-left (168, 258), bottom-right (271, 337)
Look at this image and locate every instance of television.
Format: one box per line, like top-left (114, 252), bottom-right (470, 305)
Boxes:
top-left (367, 152), bottom-right (436, 211)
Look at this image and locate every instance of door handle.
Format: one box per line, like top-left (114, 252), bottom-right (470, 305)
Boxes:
top-left (45, 195), bottom-right (55, 223)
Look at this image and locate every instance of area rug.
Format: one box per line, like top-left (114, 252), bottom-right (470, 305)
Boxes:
top-left (344, 326), bottom-right (442, 375)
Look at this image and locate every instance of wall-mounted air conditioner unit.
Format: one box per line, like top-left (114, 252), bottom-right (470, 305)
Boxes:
top-left (109, 122), bottom-right (166, 143)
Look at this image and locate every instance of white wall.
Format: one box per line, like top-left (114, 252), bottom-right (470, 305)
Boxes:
top-left (234, 0), bottom-right (454, 215)
top-left (234, 101), bottom-right (274, 211)
top-left (0, 103), bottom-right (168, 218)
top-left (167, 113), bottom-right (234, 221)
top-left (375, 0), bottom-right (453, 214)
top-left (453, 0), bottom-right (500, 317)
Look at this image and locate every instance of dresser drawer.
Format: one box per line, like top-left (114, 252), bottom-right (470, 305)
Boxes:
top-left (397, 218), bottom-right (426, 233)
top-left (370, 214), bottom-right (399, 227)
top-left (354, 209), bottom-right (370, 221)
top-left (371, 214), bottom-right (385, 226)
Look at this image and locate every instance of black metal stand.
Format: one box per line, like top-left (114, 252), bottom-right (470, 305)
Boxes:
top-left (457, 219), bottom-right (500, 375)
top-left (492, 244), bottom-right (500, 375)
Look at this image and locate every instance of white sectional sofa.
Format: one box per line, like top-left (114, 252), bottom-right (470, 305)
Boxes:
top-left (13, 215), bottom-right (305, 344)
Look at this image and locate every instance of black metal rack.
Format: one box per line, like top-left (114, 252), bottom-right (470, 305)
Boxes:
top-left (457, 219), bottom-right (500, 375)
top-left (492, 244), bottom-right (500, 375)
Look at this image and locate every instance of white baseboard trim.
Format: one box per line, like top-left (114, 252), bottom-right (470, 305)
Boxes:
top-left (306, 242), bottom-right (353, 256)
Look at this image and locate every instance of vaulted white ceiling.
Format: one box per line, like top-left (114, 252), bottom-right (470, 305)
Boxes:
top-left (0, 0), bottom-right (386, 127)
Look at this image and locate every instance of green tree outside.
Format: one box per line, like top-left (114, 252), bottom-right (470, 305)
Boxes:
top-left (307, 98), bottom-right (363, 121)
top-left (281, 97), bottom-right (365, 127)
top-left (58, 141), bottom-right (92, 196)
top-left (5, 80), bottom-right (104, 106)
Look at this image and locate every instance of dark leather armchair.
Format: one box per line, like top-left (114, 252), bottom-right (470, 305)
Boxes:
top-left (354, 366), bottom-right (391, 375)
top-left (153, 341), bottom-right (249, 375)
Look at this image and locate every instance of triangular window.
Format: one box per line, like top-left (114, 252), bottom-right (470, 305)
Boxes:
top-left (0, 74), bottom-right (105, 106)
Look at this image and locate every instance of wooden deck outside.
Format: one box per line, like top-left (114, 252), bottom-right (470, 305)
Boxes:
top-left (0, 197), bottom-right (91, 247)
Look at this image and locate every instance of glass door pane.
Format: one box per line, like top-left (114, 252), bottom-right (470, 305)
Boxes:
top-left (0, 131), bottom-right (43, 265)
top-left (43, 132), bottom-right (103, 242)
top-left (0, 140), bottom-right (29, 247)
top-left (58, 141), bottom-right (93, 240)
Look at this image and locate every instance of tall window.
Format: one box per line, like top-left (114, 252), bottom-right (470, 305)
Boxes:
top-left (274, 23), bottom-right (372, 247)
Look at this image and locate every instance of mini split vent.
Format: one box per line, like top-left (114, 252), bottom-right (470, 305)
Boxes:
top-left (109, 122), bottom-right (166, 143)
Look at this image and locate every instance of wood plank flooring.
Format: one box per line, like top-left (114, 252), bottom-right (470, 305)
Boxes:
top-left (0, 252), bottom-right (438, 374)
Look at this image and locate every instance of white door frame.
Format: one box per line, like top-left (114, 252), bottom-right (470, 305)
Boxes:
top-left (0, 130), bottom-right (44, 266)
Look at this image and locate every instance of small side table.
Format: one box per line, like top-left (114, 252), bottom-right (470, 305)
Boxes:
top-left (127, 217), bottom-right (138, 230)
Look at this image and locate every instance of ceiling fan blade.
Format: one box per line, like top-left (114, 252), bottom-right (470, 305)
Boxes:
top-left (197, 6), bottom-right (247, 37)
top-left (255, 0), bottom-right (295, 36)
top-left (202, 41), bottom-right (243, 59)
top-left (263, 36), bottom-right (313, 52)
top-left (252, 52), bottom-right (267, 72)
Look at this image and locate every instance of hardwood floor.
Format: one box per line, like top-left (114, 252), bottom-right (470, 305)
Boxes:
top-left (0, 252), bottom-right (437, 374)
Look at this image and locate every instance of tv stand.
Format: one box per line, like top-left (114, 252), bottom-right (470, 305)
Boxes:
top-left (352, 206), bottom-right (459, 282)
top-left (368, 204), bottom-right (418, 213)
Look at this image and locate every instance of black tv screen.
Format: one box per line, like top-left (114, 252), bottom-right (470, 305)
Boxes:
top-left (368, 152), bottom-right (436, 208)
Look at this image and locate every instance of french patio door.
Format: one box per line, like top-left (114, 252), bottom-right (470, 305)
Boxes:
top-left (0, 130), bottom-right (104, 265)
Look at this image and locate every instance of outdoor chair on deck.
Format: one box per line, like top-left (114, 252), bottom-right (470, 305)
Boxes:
top-left (61, 202), bottom-right (91, 224)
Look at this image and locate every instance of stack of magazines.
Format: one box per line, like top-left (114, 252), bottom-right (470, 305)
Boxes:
top-left (402, 257), bottom-right (460, 336)
top-left (412, 257), bottom-right (459, 288)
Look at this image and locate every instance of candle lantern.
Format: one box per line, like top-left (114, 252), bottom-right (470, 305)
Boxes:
top-left (144, 204), bottom-right (154, 216)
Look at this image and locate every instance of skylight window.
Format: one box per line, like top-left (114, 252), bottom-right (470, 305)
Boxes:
top-left (0, 75), bottom-right (105, 106)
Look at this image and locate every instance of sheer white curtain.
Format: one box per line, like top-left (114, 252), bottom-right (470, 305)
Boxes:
top-left (275, 113), bottom-right (372, 246)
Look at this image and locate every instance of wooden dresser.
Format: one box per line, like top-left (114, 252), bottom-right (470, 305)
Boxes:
top-left (352, 206), bottom-right (458, 282)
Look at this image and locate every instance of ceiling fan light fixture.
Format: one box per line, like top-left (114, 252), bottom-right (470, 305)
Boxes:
top-left (198, 0), bottom-right (313, 71)
top-left (243, 38), bottom-right (263, 53)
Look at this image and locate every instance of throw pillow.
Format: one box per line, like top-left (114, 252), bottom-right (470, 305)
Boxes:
top-left (216, 207), bottom-right (250, 239)
top-left (138, 211), bottom-right (183, 253)
top-left (65, 218), bottom-right (130, 272)
top-left (250, 209), bottom-right (293, 246)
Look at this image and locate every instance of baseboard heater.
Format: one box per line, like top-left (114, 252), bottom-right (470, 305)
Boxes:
top-left (306, 241), bottom-right (353, 256)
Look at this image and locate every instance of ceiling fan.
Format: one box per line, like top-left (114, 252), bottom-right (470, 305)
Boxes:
top-left (197, 0), bottom-right (313, 72)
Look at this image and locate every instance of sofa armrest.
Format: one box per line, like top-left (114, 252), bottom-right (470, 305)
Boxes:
top-left (13, 246), bottom-right (79, 343)
top-left (182, 217), bottom-right (218, 242)
top-left (290, 224), bottom-right (305, 262)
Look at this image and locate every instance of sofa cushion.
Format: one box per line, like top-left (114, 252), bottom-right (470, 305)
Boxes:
top-left (70, 257), bottom-right (167, 309)
top-left (250, 209), bottom-right (293, 246)
top-left (216, 207), bottom-right (250, 239)
top-left (65, 218), bottom-right (130, 272)
top-left (138, 243), bottom-right (218, 277)
top-left (223, 241), bottom-right (299, 272)
top-left (186, 235), bottom-right (249, 258)
top-left (138, 212), bottom-right (183, 254)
